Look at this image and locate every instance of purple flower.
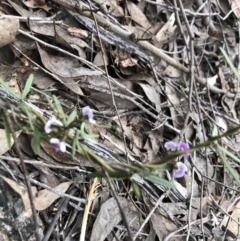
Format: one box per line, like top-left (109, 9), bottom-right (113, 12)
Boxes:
top-left (50, 138), bottom-right (67, 152)
top-left (82, 106), bottom-right (95, 124)
top-left (173, 162), bottom-right (187, 178)
top-left (177, 142), bottom-right (190, 157)
top-left (164, 141), bottom-right (178, 151)
top-left (44, 117), bottom-right (63, 134)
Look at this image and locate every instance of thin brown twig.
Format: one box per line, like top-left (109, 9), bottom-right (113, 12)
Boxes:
top-left (2, 109), bottom-right (40, 241)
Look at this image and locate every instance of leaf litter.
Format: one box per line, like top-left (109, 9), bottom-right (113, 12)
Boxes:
top-left (0, 0), bottom-right (240, 240)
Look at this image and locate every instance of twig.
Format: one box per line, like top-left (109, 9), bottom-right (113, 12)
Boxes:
top-left (2, 109), bottom-right (40, 241)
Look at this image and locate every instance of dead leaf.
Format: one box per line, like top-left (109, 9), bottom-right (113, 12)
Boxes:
top-left (7, 0), bottom-right (32, 17)
top-left (22, 0), bottom-right (52, 11)
top-left (90, 197), bottom-right (142, 241)
top-left (142, 192), bottom-right (179, 241)
top-left (138, 83), bottom-right (161, 112)
top-left (231, 0), bottom-right (240, 19)
top-left (37, 44), bottom-right (100, 78)
top-left (155, 13), bottom-right (176, 47)
top-left (0, 175), bottom-right (37, 211)
top-left (7, 76), bottom-right (21, 96)
top-left (93, 50), bottom-right (109, 67)
top-left (120, 57), bottom-right (138, 68)
top-left (0, 129), bottom-right (21, 155)
top-left (0, 18), bottom-right (19, 48)
top-left (222, 201), bottom-right (240, 237)
top-left (35, 181), bottom-right (72, 211)
top-left (30, 22), bottom-right (90, 49)
top-left (165, 82), bottom-right (187, 129)
top-left (127, 1), bottom-right (151, 29)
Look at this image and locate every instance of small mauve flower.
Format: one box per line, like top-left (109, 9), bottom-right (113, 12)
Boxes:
top-left (44, 117), bottom-right (63, 134)
top-left (82, 106), bottom-right (96, 124)
top-left (173, 162), bottom-right (187, 178)
top-left (164, 141), bottom-right (178, 151)
top-left (177, 142), bottom-right (190, 157)
top-left (50, 138), bottom-right (67, 152)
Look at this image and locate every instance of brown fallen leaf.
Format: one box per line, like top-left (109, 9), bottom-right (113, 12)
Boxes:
top-left (90, 197), bottom-right (143, 241)
top-left (0, 174), bottom-right (37, 211)
top-left (37, 44), bottom-right (101, 78)
top-left (127, 1), bottom-right (151, 29)
top-left (0, 174), bottom-right (72, 211)
top-left (35, 181), bottom-right (73, 211)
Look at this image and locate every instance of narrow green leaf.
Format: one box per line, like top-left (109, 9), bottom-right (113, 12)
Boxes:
top-left (217, 145), bottom-right (240, 164)
top-left (21, 105), bottom-right (34, 130)
top-left (220, 47), bottom-right (240, 82)
top-left (33, 128), bottom-right (41, 154)
top-left (66, 110), bottom-right (77, 126)
top-left (215, 145), bottom-right (240, 185)
top-left (53, 95), bottom-right (66, 122)
top-left (0, 79), bottom-right (20, 99)
top-left (45, 95), bottom-right (55, 109)
top-left (2, 114), bottom-right (11, 148)
top-left (140, 172), bottom-right (175, 188)
top-left (132, 181), bottom-right (141, 198)
top-left (22, 74), bottom-right (34, 99)
top-left (212, 125), bottom-right (218, 137)
top-left (80, 122), bottom-right (85, 133)
top-left (88, 171), bottom-right (105, 179)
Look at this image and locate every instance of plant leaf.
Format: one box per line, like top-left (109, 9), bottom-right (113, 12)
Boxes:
top-left (215, 144), bottom-right (240, 185)
top-left (220, 47), bottom-right (240, 82)
top-left (217, 145), bottom-right (240, 164)
top-left (53, 95), bottom-right (66, 122)
top-left (22, 74), bottom-right (33, 99)
top-left (66, 110), bottom-right (77, 126)
top-left (140, 172), bottom-right (175, 188)
top-left (131, 181), bottom-right (141, 198)
top-left (33, 128), bottom-right (40, 154)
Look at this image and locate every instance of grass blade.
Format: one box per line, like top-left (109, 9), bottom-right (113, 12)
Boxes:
top-left (22, 74), bottom-right (33, 99)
